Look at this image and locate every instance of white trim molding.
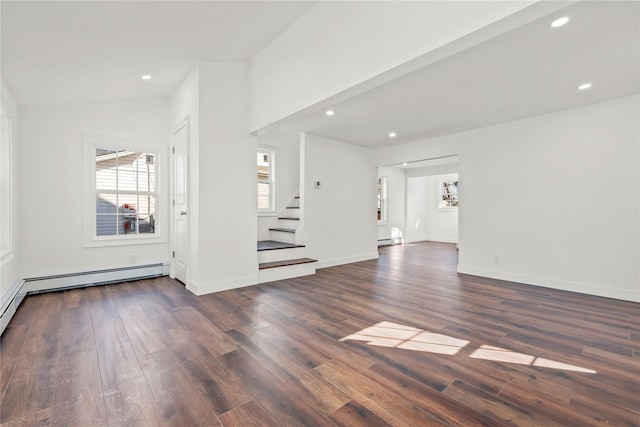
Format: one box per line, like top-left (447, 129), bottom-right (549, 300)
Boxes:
top-left (0, 263), bottom-right (170, 335)
top-left (187, 274), bottom-right (259, 296)
top-left (457, 265), bottom-right (640, 303)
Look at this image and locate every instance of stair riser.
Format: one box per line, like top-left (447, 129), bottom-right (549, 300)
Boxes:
top-left (269, 230), bottom-right (296, 244)
top-left (276, 219), bottom-right (299, 228)
top-left (258, 246), bottom-right (307, 263)
top-left (259, 262), bottom-right (317, 284)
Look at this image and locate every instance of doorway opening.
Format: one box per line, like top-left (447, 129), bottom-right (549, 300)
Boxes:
top-left (376, 155), bottom-right (459, 248)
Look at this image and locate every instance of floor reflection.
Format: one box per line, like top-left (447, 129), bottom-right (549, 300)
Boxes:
top-left (341, 321), bottom-right (596, 374)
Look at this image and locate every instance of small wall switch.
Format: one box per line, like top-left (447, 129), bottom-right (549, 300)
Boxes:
top-left (314, 181), bottom-right (321, 189)
top-left (493, 254), bottom-right (501, 264)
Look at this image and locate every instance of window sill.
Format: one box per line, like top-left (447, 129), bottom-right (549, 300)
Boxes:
top-left (85, 235), bottom-right (166, 248)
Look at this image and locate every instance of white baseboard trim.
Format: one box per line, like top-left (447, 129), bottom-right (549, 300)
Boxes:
top-left (25, 263), bottom-right (170, 294)
top-left (1, 278), bottom-right (27, 335)
top-left (1, 262), bottom-right (170, 335)
top-left (317, 252), bottom-right (379, 269)
top-left (187, 274), bottom-right (259, 296)
top-left (408, 237), bottom-right (458, 244)
top-left (457, 265), bottom-right (640, 303)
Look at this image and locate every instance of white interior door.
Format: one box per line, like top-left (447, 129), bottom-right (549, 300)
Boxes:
top-left (172, 118), bottom-right (189, 284)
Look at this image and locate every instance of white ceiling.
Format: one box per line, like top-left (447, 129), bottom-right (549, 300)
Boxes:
top-left (1, 1), bottom-right (315, 106)
top-left (282, 1), bottom-right (640, 148)
top-left (1, 1), bottom-right (638, 149)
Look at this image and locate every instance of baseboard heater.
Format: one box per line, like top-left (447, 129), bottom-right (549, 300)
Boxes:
top-left (1, 263), bottom-right (169, 335)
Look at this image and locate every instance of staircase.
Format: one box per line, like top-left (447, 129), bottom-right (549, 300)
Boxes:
top-left (258, 196), bottom-right (317, 283)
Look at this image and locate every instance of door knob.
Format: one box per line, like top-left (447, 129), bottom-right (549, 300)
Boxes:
top-left (180, 211), bottom-right (187, 216)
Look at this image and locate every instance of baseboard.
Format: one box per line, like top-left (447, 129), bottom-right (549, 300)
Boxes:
top-left (25, 263), bottom-right (170, 294)
top-left (457, 265), bottom-right (640, 303)
top-left (1, 278), bottom-right (27, 335)
top-left (317, 252), bottom-right (379, 269)
top-left (187, 274), bottom-right (259, 296)
top-left (1, 263), bottom-right (170, 335)
top-left (408, 237), bottom-right (458, 244)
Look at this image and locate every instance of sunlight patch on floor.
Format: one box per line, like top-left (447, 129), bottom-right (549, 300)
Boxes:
top-left (340, 321), bottom-right (469, 356)
top-left (341, 322), bottom-right (596, 374)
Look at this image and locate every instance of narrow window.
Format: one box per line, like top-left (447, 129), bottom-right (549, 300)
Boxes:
top-left (378, 177), bottom-right (388, 223)
top-left (1, 105), bottom-right (13, 257)
top-left (95, 148), bottom-right (157, 237)
top-left (438, 177), bottom-right (459, 209)
top-left (257, 148), bottom-right (274, 211)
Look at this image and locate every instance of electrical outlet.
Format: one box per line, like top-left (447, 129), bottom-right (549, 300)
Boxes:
top-left (130, 254), bottom-right (137, 265)
top-left (493, 254), bottom-right (501, 264)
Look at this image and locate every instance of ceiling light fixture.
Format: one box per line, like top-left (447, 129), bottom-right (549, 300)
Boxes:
top-left (141, 74), bottom-right (152, 80)
top-left (325, 109), bottom-right (335, 116)
top-left (402, 163), bottom-right (408, 166)
top-left (551, 17), bottom-right (570, 28)
top-left (388, 132), bottom-right (397, 138)
top-left (578, 82), bottom-right (592, 91)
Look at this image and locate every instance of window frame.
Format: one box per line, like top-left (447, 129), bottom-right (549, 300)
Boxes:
top-left (437, 175), bottom-right (459, 211)
top-left (1, 101), bottom-right (14, 260)
top-left (377, 176), bottom-right (388, 224)
top-left (84, 133), bottom-right (165, 247)
top-left (257, 146), bottom-right (276, 215)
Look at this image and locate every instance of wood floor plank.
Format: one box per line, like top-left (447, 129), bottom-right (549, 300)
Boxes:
top-left (1, 242), bottom-right (638, 426)
top-left (442, 379), bottom-right (562, 426)
top-left (314, 359), bottom-right (448, 426)
top-left (328, 400), bottom-right (393, 427)
top-left (217, 400), bottom-right (279, 427)
top-left (222, 348), bottom-right (334, 426)
top-left (103, 376), bottom-right (167, 427)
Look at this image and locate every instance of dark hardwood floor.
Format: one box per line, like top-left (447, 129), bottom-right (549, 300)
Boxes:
top-left (1, 242), bottom-right (639, 426)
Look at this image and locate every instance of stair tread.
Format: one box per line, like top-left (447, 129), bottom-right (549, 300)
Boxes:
top-left (259, 258), bottom-right (317, 270)
top-left (277, 217), bottom-right (300, 220)
top-left (257, 240), bottom-right (305, 251)
top-left (269, 227), bottom-right (296, 233)
top-left (286, 206), bottom-right (300, 209)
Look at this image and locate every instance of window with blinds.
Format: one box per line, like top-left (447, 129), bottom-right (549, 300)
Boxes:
top-left (257, 149), bottom-right (274, 211)
top-left (95, 148), bottom-right (157, 236)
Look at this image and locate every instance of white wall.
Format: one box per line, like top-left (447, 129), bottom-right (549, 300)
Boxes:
top-left (373, 95), bottom-right (640, 302)
top-left (257, 129), bottom-right (300, 240)
top-left (171, 63), bottom-right (258, 295)
top-left (377, 166), bottom-right (405, 241)
top-left (18, 100), bottom-right (170, 279)
top-left (249, 1), bottom-right (548, 132)
top-left (1, 81), bottom-right (20, 301)
top-left (406, 174), bottom-right (459, 244)
top-left (301, 133), bottom-right (378, 268)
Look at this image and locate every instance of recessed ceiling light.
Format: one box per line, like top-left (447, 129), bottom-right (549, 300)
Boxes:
top-left (141, 74), bottom-right (152, 80)
top-left (578, 82), bottom-right (592, 91)
top-left (325, 110), bottom-right (335, 116)
top-left (388, 132), bottom-right (397, 138)
top-left (402, 163), bottom-right (408, 166)
top-left (551, 17), bottom-right (570, 28)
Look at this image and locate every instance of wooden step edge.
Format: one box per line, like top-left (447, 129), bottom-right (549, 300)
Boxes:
top-left (277, 217), bottom-right (300, 221)
top-left (259, 258), bottom-right (317, 270)
top-left (257, 243), bottom-right (305, 251)
top-left (286, 206), bottom-right (300, 209)
top-left (269, 228), bottom-right (296, 233)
